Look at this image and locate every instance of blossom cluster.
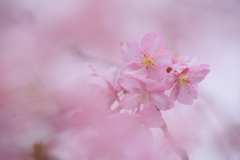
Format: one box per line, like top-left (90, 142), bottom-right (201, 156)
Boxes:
top-left (89, 32), bottom-right (210, 128)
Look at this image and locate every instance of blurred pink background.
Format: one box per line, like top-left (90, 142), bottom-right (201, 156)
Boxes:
top-left (0, 0), bottom-right (240, 160)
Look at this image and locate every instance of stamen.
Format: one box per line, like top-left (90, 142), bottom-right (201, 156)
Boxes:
top-left (140, 54), bottom-right (155, 70)
top-left (176, 74), bottom-right (193, 94)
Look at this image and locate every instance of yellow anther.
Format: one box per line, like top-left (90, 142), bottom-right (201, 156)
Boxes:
top-left (176, 74), bottom-right (194, 93)
top-left (141, 54), bottom-right (155, 70)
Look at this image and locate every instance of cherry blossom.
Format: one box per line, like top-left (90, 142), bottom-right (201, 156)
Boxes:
top-left (170, 64), bottom-right (210, 105)
top-left (121, 32), bottom-right (173, 81)
top-left (84, 32), bottom-right (210, 160)
top-left (119, 76), bottom-right (173, 111)
top-left (88, 66), bottom-right (122, 110)
top-left (172, 53), bottom-right (200, 70)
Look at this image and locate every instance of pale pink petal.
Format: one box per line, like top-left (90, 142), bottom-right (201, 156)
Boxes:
top-left (89, 74), bottom-right (108, 88)
top-left (189, 64), bottom-right (210, 84)
top-left (89, 69), bottom-right (120, 109)
top-left (170, 84), bottom-right (180, 101)
top-left (123, 63), bottom-right (148, 78)
top-left (138, 107), bottom-right (164, 128)
top-left (121, 41), bottom-right (141, 62)
top-left (177, 85), bottom-right (194, 105)
top-left (172, 63), bottom-right (188, 70)
top-left (104, 66), bottom-right (121, 91)
top-left (139, 78), bottom-right (164, 91)
top-left (146, 67), bottom-right (166, 82)
top-left (172, 82), bottom-right (198, 105)
top-left (120, 93), bottom-right (141, 110)
top-left (173, 53), bottom-right (200, 67)
top-left (172, 54), bottom-right (190, 64)
top-left (188, 84), bottom-right (198, 99)
top-left (162, 72), bottom-right (176, 90)
top-left (150, 91), bottom-right (173, 110)
top-left (154, 52), bottom-right (173, 68)
top-left (141, 32), bottom-right (165, 56)
top-left (90, 73), bottom-right (114, 90)
top-left (142, 98), bottom-right (152, 108)
top-left (172, 53), bottom-right (200, 70)
top-left (89, 84), bottom-right (118, 110)
top-left (89, 66), bottom-right (119, 91)
top-left (119, 76), bottom-right (142, 92)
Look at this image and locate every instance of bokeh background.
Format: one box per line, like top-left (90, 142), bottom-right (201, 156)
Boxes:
top-left (0, 0), bottom-right (240, 160)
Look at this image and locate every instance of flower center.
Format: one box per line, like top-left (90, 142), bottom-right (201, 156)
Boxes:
top-left (141, 54), bottom-right (155, 70)
top-left (135, 90), bottom-right (150, 104)
top-left (176, 74), bottom-right (195, 94)
top-left (100, 88), bottom-right (116, 99)
top-left (177, 74), bottom-right (189, 87)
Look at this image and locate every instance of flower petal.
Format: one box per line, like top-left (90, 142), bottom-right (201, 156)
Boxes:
top-left (123, 63), bottom-right (148, 78)
top-left (119, 76), bottom-right (142, 92)
top-left (138, 107), bottom-right (164, 128)
top-left (139, 77), bottom-right (164, 91)
top-left (146, 67), bottom-right (166, 82)
top-left (162, 72), bottom-right (176, 90)
top-left (104, 66), bottom-right (121, 91)
top-left (150, 91), bottom-right (173, 110)
top-left (120, 93), bottom-right (141, 110)
top-left (121, 41), bottom-right (141, 62)
top-left (170, 84), bottom-right (180, 101)
top-left (141, 32), bottom-right (165, 56)
top-left (154, 51), bottom-right (173, 68)
top-left (89, 84), bottom-right (118, 110)
top-left (189, 64), bottom-right (210, 84)
top-left (188, 84), bottom-right (198, 99)
top-left (177, 85), bottom-right (196, 105)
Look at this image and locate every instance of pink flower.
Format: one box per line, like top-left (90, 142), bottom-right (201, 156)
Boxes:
top-left (121, 32), bottom-right (173, 81)
top-left (170, 64), bottom-right (210, 105)
top-left (119, 76), bottom-right (173, 111)
top-left (162, 54), bottom-right (200, 90)
top-left (88, 66), bottom-right (121, 110)
top-left (172, 53), bottom-right (200, 70)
